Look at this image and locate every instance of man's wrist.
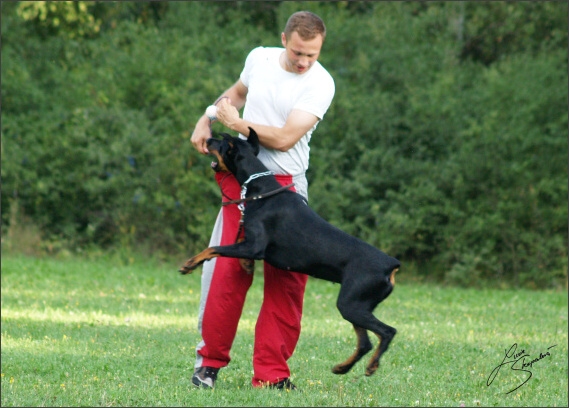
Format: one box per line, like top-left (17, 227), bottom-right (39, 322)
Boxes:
top-left (229, 118), bottom-right (248, 135)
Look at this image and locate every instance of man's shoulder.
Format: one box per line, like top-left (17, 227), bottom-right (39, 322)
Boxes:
top-left (308, 61), bottom-right (335, 86)
top-left (247, 46), bottom-right (283, 60)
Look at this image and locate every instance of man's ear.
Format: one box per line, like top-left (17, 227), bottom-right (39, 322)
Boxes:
top-left (247, 127), bottom-right (260, 156)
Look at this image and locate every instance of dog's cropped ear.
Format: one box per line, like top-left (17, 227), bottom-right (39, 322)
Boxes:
top-left (247, 127), bottom-right (260, 156)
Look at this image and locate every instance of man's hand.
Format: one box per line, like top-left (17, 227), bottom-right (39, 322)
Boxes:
top-left (189, 80), bottom-right (248, 154)
top-left (191, 115), bottom-right (211, 154)
top-left (216, 98), bottom-right (241, 131)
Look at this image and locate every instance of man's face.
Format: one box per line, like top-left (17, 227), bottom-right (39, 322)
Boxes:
top-left (281, 31), bottom-right (323, 74)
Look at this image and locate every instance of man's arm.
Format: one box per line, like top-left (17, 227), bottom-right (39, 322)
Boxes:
top-left (190, 80), bottom-right (248, 154)
top-left (244, 109), bottom-right (319, 152)
top-left (192, 78), bottom-right (319, 154)
top-left (215, 88), bottom-right (320, 152)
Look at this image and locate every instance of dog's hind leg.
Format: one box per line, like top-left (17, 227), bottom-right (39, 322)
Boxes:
top-left (364, 267), bottom-right (399, 375)
top-left (332, 281), bottom-right (378, 375)
top-left (334, 275), bottom-right (396, 376)
top-left (332, 325), bottom-right (372, 374)
top-left (365, 322), bottom-right (397, 376)
top-left (337, 311), bottom-right (396, 376)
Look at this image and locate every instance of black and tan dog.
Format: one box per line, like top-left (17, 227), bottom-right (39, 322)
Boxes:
top-left (179, 128), bottom-right (400, 377)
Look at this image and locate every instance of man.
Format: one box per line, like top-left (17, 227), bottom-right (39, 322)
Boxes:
top-left (189, 11), bottom-right (335, 390)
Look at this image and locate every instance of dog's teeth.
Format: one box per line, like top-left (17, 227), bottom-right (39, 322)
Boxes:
top-left (211, 161), bottom-right (217, 168)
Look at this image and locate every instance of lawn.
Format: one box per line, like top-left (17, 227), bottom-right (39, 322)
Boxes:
top-left (1, 253), bottom-right (567, 406)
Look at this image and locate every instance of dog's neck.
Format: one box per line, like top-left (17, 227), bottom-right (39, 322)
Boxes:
top-left (234, 157), bottom-right (281, 195)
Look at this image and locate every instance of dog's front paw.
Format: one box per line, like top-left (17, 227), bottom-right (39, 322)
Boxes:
top-left (239, 258), bottom-right (255, 275)
top-left (179, 248), bottom-right (217, 274)
top-left (178, 258), bottom-right (199, 275)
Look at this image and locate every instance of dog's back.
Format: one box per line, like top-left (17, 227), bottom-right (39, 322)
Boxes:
top-left (244, 188), bottom-right (400, 285)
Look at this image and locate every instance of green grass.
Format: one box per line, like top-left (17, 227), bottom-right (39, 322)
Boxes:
top-left (1, 252), bottom-right (567, 406)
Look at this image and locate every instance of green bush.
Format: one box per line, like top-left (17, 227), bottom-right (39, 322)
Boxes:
top-left (2, 1), bottom-right (567, 288)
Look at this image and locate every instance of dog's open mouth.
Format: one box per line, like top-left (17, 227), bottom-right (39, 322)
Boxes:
top-left (208, 149), bottom-right (227, 172)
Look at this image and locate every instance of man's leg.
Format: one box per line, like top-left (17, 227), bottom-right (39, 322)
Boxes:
top-left (194, 174), bottom-right (253, 376)
top-left (251, 175), bottom-right (309, 387)
top-left (251, 264), bottom-right (308, 387)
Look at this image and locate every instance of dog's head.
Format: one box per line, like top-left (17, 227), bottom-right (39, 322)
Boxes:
top-left (206, 127), bottom-right (260, 174)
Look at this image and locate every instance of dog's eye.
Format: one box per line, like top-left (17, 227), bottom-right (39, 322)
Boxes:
top-left (224, 143), bottom-right (235, 155)
top-left (220, 141), bottom-right (230, 153)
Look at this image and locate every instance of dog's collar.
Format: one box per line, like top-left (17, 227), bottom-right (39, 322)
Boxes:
top-left (238, 171), bottom-right (274, 211)
top-left (242, 171), bottom-right (274, 188)
top-left (220, 171), bottom-right (294, 210)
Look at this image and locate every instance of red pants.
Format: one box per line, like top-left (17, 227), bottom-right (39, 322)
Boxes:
top-left (195, 171), bottom-right (308, 387)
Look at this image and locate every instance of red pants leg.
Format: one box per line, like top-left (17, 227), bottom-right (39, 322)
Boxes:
top-left (196, 172), bottom-right (309, 383)
top-left (251, 175), bottom-right (309, 386)
top-left (196, 172), bottom-right (253, 369)
top-left (251, 265), bottom-right (308, 386)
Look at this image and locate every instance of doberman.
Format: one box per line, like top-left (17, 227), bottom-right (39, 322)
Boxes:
top-left (179, 127), bottom-right (400, 377)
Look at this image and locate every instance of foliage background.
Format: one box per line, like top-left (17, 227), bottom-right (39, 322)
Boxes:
top-left (2, 1), bottom-right (567, 288)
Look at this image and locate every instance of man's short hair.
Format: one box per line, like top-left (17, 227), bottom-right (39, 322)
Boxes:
top-left (284, 11), bottom-right (326, 41)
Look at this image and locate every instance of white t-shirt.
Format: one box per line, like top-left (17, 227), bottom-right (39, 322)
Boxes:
top-left (239, 46), bottom-right (335, 199)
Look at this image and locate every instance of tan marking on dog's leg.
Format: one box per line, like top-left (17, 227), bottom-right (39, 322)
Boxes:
top-left (365, 333), bottom-right (383, 376)
top-left (239, 258), bottom-right (255, 274)
top-left (366, 327), bottom-right (396, 376)
top-left (234, 236), bottom-right (254, 274)
top-left (179, 248), bottom-right (219, 274)
top-left (332, 326), bottom-right (370, 374)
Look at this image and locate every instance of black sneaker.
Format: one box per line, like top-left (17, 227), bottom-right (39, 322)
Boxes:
top-left (192, 366), bottom-right (219, 389)
top-left (269, 378), bottom-right (298, 391)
